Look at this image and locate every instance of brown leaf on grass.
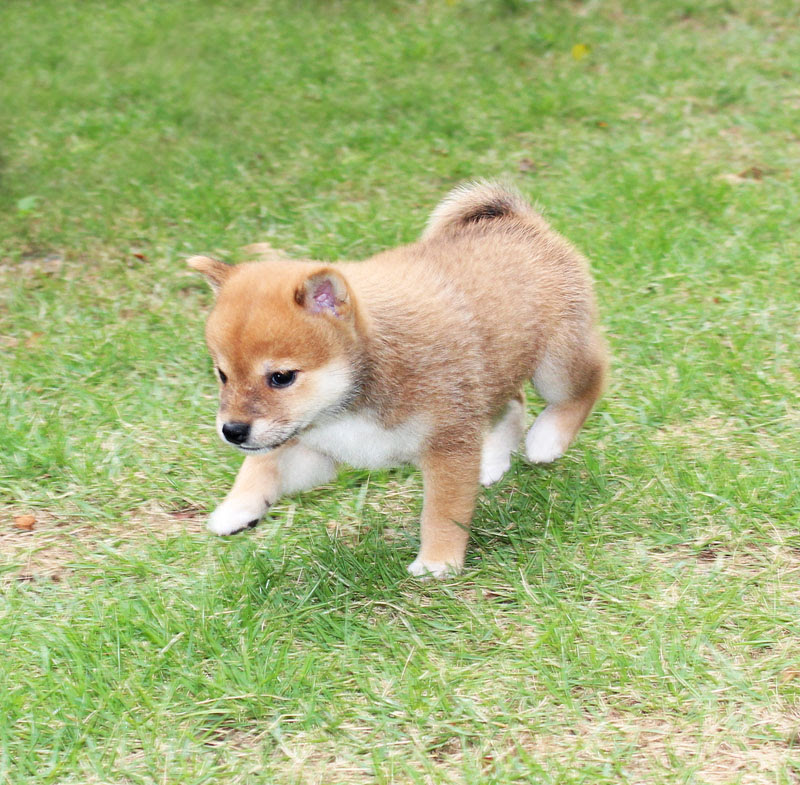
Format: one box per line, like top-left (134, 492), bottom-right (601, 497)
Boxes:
top-left (720, 165), bottom-right (777, 185)
top-left (780, 668), bottom-right (800, 684)
top-left (13, 514), bottom-right (36, 531)
top-left (518, 157), bottom-right (537, 173)
top-left (740, 166), bottom-right (764, 180)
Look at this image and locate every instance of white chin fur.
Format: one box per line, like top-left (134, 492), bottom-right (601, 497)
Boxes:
top-left (208, 496), bottom-right (268, 535)
top-left (233, 444), bottom-right (277, 455)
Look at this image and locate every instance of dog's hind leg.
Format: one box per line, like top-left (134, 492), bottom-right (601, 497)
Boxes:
top-left (208, 443), bottom-right (336, 535)
top-left (526, 337), bottom-right (607, 464)
top-left (480, 391), bottom-right (525, 486)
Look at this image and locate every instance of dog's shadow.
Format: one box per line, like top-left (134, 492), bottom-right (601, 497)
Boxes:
top-left (217, 447), bottom-right (614, 617)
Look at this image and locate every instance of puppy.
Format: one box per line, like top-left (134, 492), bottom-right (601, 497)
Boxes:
top-left (189, 182), bottom-right (607, 577)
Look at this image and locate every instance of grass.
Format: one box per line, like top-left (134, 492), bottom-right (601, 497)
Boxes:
top-left (1, 0), bottom-right (799, 782)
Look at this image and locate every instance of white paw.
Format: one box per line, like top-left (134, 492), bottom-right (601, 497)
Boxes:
top-left (207, 496), bottom-right (269, 535)
top-left (407, 556), bottom-right (460, 579)
top-left (525, 414), bottom-right (568, 464)
top-left (480, 454), bottom-right (511, 486)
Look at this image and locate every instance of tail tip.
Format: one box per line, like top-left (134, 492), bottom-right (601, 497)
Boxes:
top-left (423, 181), bottom-right (527, 239)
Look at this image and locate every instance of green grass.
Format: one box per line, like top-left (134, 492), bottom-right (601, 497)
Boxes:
top-left (1, 0), bottom-right (799, 782)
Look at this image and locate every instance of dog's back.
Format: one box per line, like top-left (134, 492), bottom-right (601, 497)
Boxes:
top-left (344, 182), bottom-right (605, 423)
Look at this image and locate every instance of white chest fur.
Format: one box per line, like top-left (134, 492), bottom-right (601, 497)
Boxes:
top-left (299, 412), bottom-right (427, 469)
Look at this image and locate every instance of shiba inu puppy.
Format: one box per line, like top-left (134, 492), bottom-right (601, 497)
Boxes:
top-left (189, 182), bottom-right (607, 577)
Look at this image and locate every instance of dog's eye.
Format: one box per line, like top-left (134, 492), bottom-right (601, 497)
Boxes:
top-left (217, 368), bottom-right (228, 384)
top-left (268, 370), bottom-right (297, 389)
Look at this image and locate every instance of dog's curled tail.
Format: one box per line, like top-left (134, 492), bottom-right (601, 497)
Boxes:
top-left (422, 181), bottom-right (531, 241)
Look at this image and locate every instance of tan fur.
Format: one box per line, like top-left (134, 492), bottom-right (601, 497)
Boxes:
top-left (189, 182), bottom-right (608, 577)
top-left (412, 448), bottom-right (480, 575)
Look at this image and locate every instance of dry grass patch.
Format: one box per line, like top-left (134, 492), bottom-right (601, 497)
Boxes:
top-left (651, 414), bottom-right (779, 459)
top-left (517, 705), bottom-right (800, 784)
top-left (0, 502), bottom-right (206, 583)
top-left (323, 474), bottom-right (421, 547)
top-left (200, 702), bottom-right (800, 785)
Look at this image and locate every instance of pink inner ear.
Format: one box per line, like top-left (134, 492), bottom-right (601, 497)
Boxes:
top-left (312, 279), bottom-right (337, 312)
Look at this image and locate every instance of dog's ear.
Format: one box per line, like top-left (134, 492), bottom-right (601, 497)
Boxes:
top-left (187, 256), bottom-right (231, 295)
top-left (294, 268), bottom-right (352, 319)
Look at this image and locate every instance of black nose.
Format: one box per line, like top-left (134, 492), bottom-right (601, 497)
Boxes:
top-left (222, 421), bottom-right (251, 445)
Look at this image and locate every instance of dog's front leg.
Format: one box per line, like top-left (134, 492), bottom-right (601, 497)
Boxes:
top-left (208, 443), bottom-right (336, 535)
top-left (408, 444), bottom-right (480, 578)
top-left (208, 453), bottom-right (279, 535)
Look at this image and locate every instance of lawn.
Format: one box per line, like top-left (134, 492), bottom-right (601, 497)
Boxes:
top-left (1, 0), bottom-right (799, 782)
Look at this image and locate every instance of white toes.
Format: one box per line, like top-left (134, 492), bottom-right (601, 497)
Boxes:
top-left (407, 556), bottom-right (460, 579)
top-left (525, 412), bottom-right (568, 464)
top-left (207, 496), bottom-right (269, 535)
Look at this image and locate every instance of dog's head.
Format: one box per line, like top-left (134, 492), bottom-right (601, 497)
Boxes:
top-left (188, 256), bottom-right (361, 453)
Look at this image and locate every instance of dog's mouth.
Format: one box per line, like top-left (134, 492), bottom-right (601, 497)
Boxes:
top-left (233, 426), bottom-right (302, 454)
